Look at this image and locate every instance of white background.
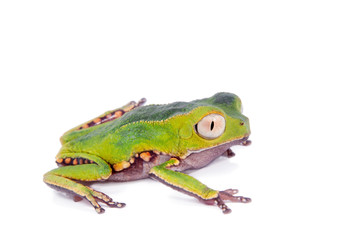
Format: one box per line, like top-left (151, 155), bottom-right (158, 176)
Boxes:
top-left (1, 1), bottom-right (359, 239)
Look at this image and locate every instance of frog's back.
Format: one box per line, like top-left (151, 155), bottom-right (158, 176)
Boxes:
top-left (61, 102), bottom-right (195, 143)
top-left (57, 102), bottom-right (197, 161)
top-left (58, 92), bottom-right (241, 162)
top-left (109, 92), bottom-right (241, 126)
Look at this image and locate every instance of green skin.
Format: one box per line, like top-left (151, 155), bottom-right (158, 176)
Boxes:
top-left (44, 92), bottom-right (251, 214)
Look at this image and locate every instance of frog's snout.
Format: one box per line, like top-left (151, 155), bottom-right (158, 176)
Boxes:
top-left (240, 116), bottom-right (251, 136)
top-left (239, 118), bottom-right (251, 146)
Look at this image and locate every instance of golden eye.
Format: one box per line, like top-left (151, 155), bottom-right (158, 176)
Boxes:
top-left (195, 114), bottom-right (226, 139)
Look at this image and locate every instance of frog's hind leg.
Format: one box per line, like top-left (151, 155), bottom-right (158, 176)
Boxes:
top-left (44, 153), bottom-right (125, 213)
top-left (45, 175), bottom-right (124, 213)
top-left (64, 98), bottom-right (146, 134)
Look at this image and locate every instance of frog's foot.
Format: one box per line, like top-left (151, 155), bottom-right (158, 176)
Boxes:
top-left (79, 186), bottom-right (125, 213)
top-left (222, 148), bottom-right (236, 158)
top-left (241, 139), bottom-right (252, 146)
top-left (201, 189), bottom-right (251, 214)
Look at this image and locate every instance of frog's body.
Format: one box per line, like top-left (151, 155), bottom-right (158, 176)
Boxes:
top-left (44, 92), bottom-right (251, 214)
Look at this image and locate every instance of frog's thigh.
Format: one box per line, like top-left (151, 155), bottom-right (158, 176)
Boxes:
top-left (65, 98), bottom-right (146, 133)
top-left (149, 158), bottom-right (219, 201)
top-left (43, 153), bottom-right (124, 213)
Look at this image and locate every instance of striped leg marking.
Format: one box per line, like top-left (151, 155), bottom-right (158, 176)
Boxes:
top-left (77, 98), bottom-right (146, 130)
top-left (62, 98), bottom-right (147, 135)
top-left (44, 153), bottom-right (125, 213)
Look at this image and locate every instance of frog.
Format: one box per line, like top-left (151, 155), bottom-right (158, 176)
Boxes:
top-left (43, 92), bottom-right (251, 214)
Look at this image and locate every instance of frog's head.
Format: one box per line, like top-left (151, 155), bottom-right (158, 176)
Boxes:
top-left (177, 92), bottom-right (251, 152)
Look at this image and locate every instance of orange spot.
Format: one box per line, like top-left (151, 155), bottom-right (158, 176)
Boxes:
top-left (82, 124), bottom-right (89, 129)
top-left (140, 152), bottom-right (152, 162)
top-left (73, 159), bottom-right (78, 165)
top-left (113, 161), bottom-right (131, 171)
top-left (93, 118), bottom-right (101, 123)
top-left (56, 158), bottom-right (63, 164)
top-left (79, 159), bottom-right (84, 164)
top-left (65, 158), bottom-right (71, 164)
top-left (123, 105), bottom-right (135, 112)
top-left (114, 111), bottom-right (123, 118)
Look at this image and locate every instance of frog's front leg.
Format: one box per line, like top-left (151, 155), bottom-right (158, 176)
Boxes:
top-left (149, 158), bottom-right (251, 214)
top-left (43, 153), bottom-right (125, 213)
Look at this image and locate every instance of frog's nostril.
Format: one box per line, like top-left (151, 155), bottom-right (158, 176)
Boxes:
top-left (240, 122), bottom-right (244, 126)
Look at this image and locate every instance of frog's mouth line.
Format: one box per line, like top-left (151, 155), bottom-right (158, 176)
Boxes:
top-left (175, 136), bottom-right (251, 171)
top-left (185, 136), bottom-right (251, 156)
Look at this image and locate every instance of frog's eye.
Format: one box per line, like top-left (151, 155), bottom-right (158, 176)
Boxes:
top-left (195, 113), bottom-right (226, 139)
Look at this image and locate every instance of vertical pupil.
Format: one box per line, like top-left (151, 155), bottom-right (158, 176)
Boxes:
top-left (210, 121), bottom-right (214, 131)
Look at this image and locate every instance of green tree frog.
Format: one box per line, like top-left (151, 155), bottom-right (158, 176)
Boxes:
top-left (44, 92), bottom-right (251, 214)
